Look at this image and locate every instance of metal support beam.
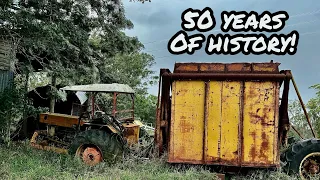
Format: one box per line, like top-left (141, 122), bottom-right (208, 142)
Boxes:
top-left (162, 72), bottom-right (291, 81)
top-left (291, 74), bottom-right (317, 138)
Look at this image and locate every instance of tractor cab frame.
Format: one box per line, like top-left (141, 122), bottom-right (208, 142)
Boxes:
top-left (60, 83), bottom-right (135, 123)
top-left (31, 83), bottom-right (140, 158)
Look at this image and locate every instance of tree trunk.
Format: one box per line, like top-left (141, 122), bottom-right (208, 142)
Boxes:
top-left (49, 75), bottom-right (57, 113)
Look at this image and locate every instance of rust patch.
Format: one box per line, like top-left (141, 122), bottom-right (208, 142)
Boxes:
top-left (200, 63), bottom-right (225, 72)
top-left (233, 150), bottom-right (238, 155)
top-left (226, 63), bottom-right (251, 72)
top-left (179, 119), bottom-right (195, 133)
top-left (124, 127), bottom-right (135, 135)
top-left (249, 112), bottom-right (265, 124)
top-left (249, 132), bottom-right (257, 162)
top-left (175, 63), bottom-right (199, 72)
top-left (252, 63), bottom-right (280, 73)
top-left (173, 62), bottom-right (280, 74)
top-left (259, 132), bottom-right (269, 161)
top-left (247, 87), bottom-right (257, 99)
top-left (249, 108), bottom-right (274, 126)
top-left (176, 89), bottom-right (188, 96)
top-left (205, 156), bottom-right (220, 162)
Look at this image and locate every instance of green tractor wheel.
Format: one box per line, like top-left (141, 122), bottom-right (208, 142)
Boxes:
top-left (69, 129), bottom-right (125, 165)
top-left (282, 139), bottom-right (320, 179)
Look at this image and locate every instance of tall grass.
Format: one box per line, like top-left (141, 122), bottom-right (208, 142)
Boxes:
top-left (1, 141), bottom-right (320, 180)
top-left (0, 141), bottom-right (218, 180)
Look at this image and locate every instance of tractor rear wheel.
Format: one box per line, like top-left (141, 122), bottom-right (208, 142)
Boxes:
top-left (69, 129), bottom-right (125, 165)
top-left (282, 139), bottom-right (320, 179)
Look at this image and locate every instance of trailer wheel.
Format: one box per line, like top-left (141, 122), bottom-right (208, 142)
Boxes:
top-left (69, 130), bottom-right (125, 165)
top-left (283, 139), bottom-right (320, 179)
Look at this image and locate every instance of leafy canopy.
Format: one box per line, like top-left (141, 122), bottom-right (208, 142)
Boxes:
top-left (0, 0), bottom-right (143, 81)
top-left (0, 0), bottom-right (158, 126)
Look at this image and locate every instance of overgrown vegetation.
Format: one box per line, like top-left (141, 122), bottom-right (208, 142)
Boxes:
top-left (288, 84), bottom-right (320, 139)
top-left (0, 81), bottom-right (47, 145)
top-left (0, 142), bottom-right (218, 180)
top-left (2, 141), bottom-right (320, 180)
top-left (0, 87), bottom-right (23, 144)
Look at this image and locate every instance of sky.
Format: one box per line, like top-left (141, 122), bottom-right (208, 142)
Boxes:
top-left (123, 0), bottom-right (320, 102)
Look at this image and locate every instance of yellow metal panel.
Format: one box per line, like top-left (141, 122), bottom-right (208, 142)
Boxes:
top-left (123, 123), bottom-right (140, 146)
top-left (273, 83), bottom-right (280, 164)
top-left (243, 81), bottom-right (276, 165)
top-left (220, 81), bottom-right (241, 163)
top-left (206, 81), bottom-right (222, 161)
top-left (39, 113), bottom-right (83, 128)
top-left (169, 80), bottom-right (205, 162)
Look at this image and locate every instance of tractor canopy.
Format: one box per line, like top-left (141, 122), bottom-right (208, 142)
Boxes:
top-left (60, 83), bottom-right (135, 122)
top-left (60, 83), bottom-right (135, 94)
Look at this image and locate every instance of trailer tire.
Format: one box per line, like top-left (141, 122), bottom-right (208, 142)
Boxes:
top-left (282, 139), bottom-right (320, 179)
top-left (69, 130), bottom-right (125, 165)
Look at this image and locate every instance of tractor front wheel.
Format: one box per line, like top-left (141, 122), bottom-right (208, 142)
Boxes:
top-left (69, 129), bottom-right (125, 165)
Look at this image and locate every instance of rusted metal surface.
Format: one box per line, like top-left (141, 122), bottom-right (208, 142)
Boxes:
top-left (174, 62), bottom-right (280, 73)
top-left (111, 92), bottom-right (134, 122)
top-left (238, 81), bottom-right (244, 166)
top-left (39, 113), bottom-right (83, 128)
top-left (157, 62), bottom-right (286, 168)
top-left (252, 63), bottom-right (280, 73)
top-left (291, 74), bottom-right (317, 138)
top-left (169, 80), bottom-right (205, 163)
top-left (279, 71), bottom-right (290, 146)
top-left (162, 72), bottom-right (290, 81)
top-left (155, 70), bottom-right (163, 156)
top-left (242, 81), bottom-right (278, 166)
top-left (82, 147), bottom-right (103, 166)
top-left (122, 123), bottom-right (140, 146)
top-left (155, 68), bottom-right (172, 156)
top-left (112, 92), bottom-right (117, 117)
top-left (300, 152), bottom-right (320, 179)
top-left (203, 81), bottom-right (209, 163)
top-left (91, 94), bottom-right (95, 117)
top-left (274, 84), bottom-right (281, 166)
top-left (30, 131), bottom-right (68, 154)
top-left (167, 79), bottom-right (280, 167)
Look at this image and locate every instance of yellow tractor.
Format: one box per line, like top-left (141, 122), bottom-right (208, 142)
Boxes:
top-left (31, 83), bottom-right (143, 165)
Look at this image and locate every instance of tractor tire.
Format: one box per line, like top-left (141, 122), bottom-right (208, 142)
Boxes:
top-left (69, 129), bottom-right (125, 165)
top-left (282, 139), bottom-right (320, 179)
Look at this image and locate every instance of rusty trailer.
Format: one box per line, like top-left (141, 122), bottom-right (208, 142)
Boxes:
top-left (155, 62), bottom-right (315, 170)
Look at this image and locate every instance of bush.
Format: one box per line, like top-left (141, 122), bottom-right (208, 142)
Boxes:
top-left (0, 87), bottom-right (24, 144)
top-left (0, 85), bottom-right (48, 145)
